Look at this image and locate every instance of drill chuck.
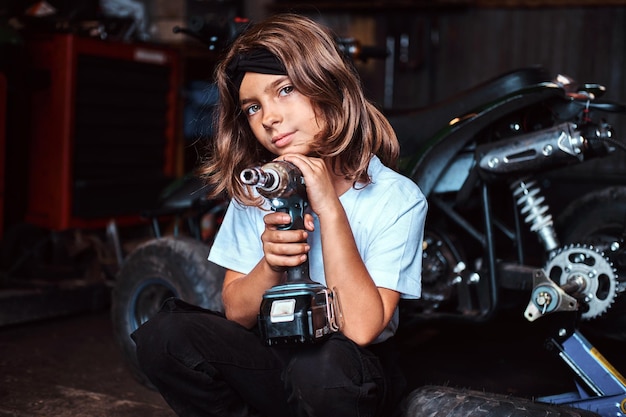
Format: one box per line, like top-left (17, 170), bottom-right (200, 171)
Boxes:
top-left (240, 161), bottom-right (303, 199)
top-left (240, 166), bottom-right (280, 193)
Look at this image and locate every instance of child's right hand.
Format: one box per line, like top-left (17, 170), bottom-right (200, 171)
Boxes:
top-left (261, 211), bottom-right (312, 273)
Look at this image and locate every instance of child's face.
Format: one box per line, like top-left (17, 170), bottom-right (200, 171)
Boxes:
top-left (239, 73), bottom-right (323, 156)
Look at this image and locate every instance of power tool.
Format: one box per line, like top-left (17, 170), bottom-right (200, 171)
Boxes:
top-left (240, 160), bottom-right (342, 346)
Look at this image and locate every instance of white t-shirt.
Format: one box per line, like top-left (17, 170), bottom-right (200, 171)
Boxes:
top-left (208, 155), bottom-right (427, 342)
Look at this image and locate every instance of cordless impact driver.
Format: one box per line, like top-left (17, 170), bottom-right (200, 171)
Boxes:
top-left (240, 160), bottom-right (342, 346)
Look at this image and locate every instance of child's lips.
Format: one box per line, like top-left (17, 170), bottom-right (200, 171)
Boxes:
top-left (272, 132), bottom-right (294, 147)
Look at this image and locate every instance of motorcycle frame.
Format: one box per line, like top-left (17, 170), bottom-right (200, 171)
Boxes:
top-left (408, 82), bottom-right (568, 319)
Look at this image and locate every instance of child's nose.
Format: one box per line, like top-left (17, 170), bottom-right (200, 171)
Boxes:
top-left (262, 104), bottom-right (281, 128)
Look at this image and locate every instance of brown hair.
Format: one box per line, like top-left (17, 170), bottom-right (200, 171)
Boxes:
top-left (199, 13), bottom-right (399, 206)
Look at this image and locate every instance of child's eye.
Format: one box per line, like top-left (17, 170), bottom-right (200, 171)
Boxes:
top-left (279, 85), bottom-right (294, 96)
top-left (245, 104), bottom-right (260, 116)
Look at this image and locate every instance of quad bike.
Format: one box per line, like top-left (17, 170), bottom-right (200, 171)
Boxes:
top-left (389, 66), bottom-right (626, 416)
top-left (109, 22), bottom-right (626, 415)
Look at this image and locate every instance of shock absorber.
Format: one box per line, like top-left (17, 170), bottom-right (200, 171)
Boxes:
top-left (511, 178), bottom-right (559, 252)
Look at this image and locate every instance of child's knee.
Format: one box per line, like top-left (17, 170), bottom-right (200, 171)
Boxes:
top-left (132, 311), bottom-right (200, 375)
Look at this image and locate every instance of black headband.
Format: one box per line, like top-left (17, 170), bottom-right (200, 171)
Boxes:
top-left (226, 48), bottom-right (287, 93)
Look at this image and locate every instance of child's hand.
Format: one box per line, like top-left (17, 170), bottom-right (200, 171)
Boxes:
top-left (261, 211), bottom-right (310, 272)
top-left (281, 154), bottom-right (343, 217)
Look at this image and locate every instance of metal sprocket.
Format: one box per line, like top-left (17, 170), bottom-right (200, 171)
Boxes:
top-left (544, 243), bottom-right (618, 320)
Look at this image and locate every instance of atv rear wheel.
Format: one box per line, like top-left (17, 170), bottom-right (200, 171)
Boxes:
top-left (111, 236), bottom-right (225, 387)
top-left (402, 385), bottom-right (600, 417)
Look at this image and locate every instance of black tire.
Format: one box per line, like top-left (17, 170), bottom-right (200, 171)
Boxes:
top-left (111, 236), bottom-right (226, 387)
top-left (402, 385), bottom-right (601, 417)
top-left (555, 186), bottom-right (626, 342)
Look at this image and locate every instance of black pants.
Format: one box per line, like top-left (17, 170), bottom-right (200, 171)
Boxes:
top-left (132, 298), bottom-right (406, 417)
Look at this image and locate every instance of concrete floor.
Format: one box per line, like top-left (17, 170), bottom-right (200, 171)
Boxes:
top-left (0, 300), bottom-right (624, 417)
top-left (0, 309), bottom-right (175, 417)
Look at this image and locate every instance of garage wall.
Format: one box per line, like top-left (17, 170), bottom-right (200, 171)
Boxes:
top-left (313, 5), bottom-right (626, 177)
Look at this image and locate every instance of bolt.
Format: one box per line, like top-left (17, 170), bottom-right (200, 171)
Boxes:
top-left (611, 241), bottom-right (620, 252)
top-left (488, 157), bottom-right (499, 168)
top-left (542, 144), bottom-right (554, 156)
top-left (468, 273), bottom-right (480, 284)
top-left (558, 328), bottom-right (567, 337)
top-left (453, 262), bottom-right (466, 274)
top-left (536, 292), bottom-right (551, 306)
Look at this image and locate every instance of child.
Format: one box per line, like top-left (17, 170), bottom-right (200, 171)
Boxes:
top-left (132, 13), bottom-right (427, 417)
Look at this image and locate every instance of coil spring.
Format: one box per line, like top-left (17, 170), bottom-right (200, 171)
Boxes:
top-left (511, 179), bottom-right (559, 251)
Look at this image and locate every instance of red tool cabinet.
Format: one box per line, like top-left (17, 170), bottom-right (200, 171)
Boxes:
top-left (24, 34), bottom-right (181, 231)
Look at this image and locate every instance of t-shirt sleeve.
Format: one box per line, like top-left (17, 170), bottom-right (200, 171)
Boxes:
top-left (207, 200), bottom-right (265, 274)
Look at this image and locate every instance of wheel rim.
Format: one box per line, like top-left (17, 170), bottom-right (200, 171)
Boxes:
top-left (128, 278), bottom-right (178, 331)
